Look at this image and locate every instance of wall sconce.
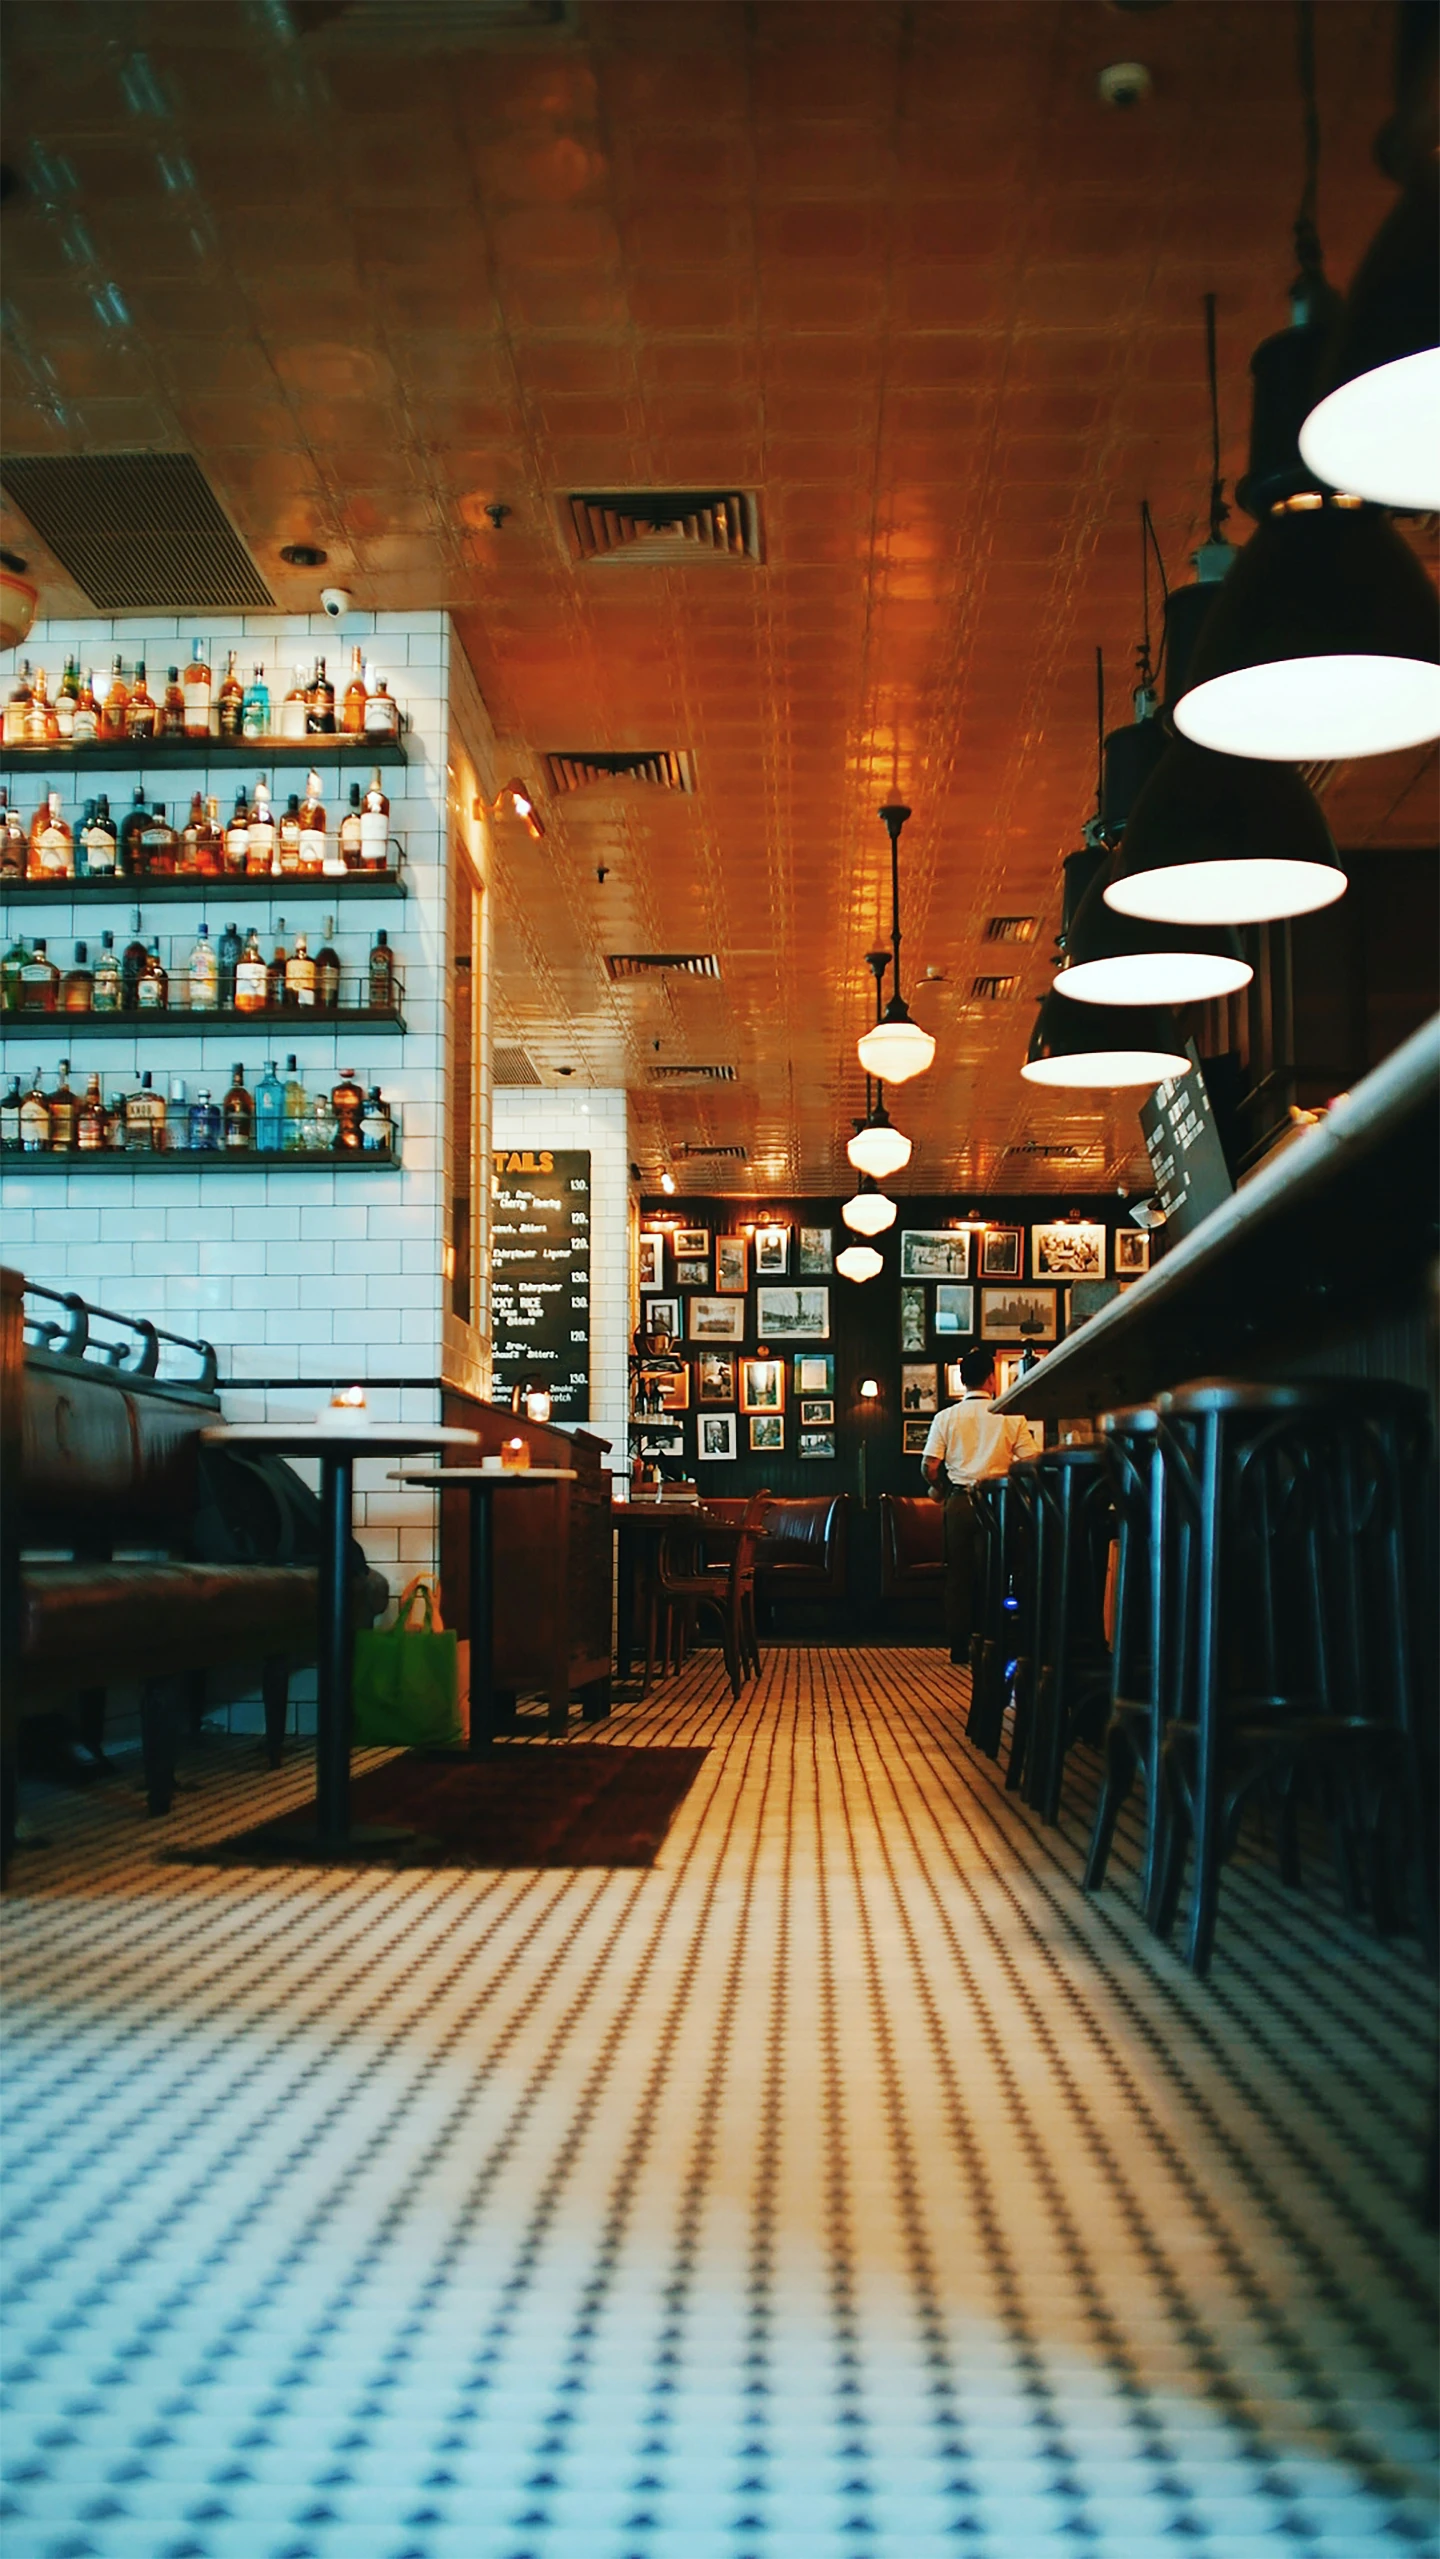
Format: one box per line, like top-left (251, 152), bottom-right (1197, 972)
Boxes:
top-left (859, 1377), bottom-right (880, 1401)
top-left (660, 1171), bottom-right (677, 1195)
top-left (477, 778), bottom-right (546, 840)
top-left (857, 1377), bottom-right (880, 1510)
top-left (523, 1384), bottom-right (553, 1424)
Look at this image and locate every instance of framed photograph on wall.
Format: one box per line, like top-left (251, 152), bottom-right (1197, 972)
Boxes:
top-left (688, 1295), bottom-right (746, 1342)
top-left (980, 1285), bottom-right (1058, 1342)
top-left (798, 1226), bottom-right (833, 1274)
top-left (643, 1296), bottom-right (681, 1341)
top-left (1114, 1227), bottom-right (1151, 1275)
top-left (1032, 1220), bottom-right (1106, 1279)
top-left (715, 1235), bottom-right (748, 1293)
top-left (675, 1258), bottom-right (709, 1288)
top-left (980, 1226), bottom-right (1023, 1280)
top-left (902, 1418), bottom-right (932, 1456)
top-left (754, 1225), bottom-right (790, 1275)
top-left (698, 1412), bottom-right (737, 1462)
top-left (901, 1362), bottom-right (939, 1414)
top-left (740, 1357), bottom-right (784, 1414)
top-left (794, 1353), bottom-right (834, 1395)
top-left (934, 1283), bottom-right (975, 1336)
top-left (638, 1231), bottom-right (664, 1292)
top-left (993, 1351), bottom-right (1027, 1398)
top-left (672, 1227), bottom-right (709, 1259)
top-left (899, 1283), bottom-right (926, 1353)
top-left (634, 1424), bottom-right (684, 1458)
top-left (799, 1396), bottom-right (834, 1427)
top-left (755, 1285), bottom-right (829, 1339)
top-left (654, 1364), bottom-right (690, 1412)
top-left (750, 1413), bottom-right (784, 1452)
top-left (900, 1228), bottom-right (971, 1280)
top-left (943, 1360), bottom-right (966, 1401)
top-left (697, 1350), bottom-right (737, 1403)
top-left (799, 1427), bottom-right (835, 1460)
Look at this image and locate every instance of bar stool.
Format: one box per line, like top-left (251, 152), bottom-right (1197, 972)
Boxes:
top-left (1023, 1447), bottom-right (1115, 1824)
top-left (1083, 1405), bottom-right (1172, 1919)
top-left (1003, 1457), bottom-right (1042, 1794)
top-left (966, 1477), bottom-right (1015, 1758)
top-left (1149, 1377), bottom-right (1432, 1977)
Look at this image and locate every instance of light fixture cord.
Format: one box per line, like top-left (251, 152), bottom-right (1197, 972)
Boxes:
top-left (1094, 647), bottom-right (1105, 816)
top-left (1203, 293), bottom-right (1229, 545)
top-left (1138, 500), bottom-right (1169, 698)
top-left (1293, 0), bottom-right (1325, 298)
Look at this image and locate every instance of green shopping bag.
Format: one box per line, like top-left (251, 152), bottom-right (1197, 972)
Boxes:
top-left (352, 1575), bottom-right (461, 1749)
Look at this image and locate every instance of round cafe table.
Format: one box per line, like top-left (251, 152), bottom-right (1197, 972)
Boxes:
top-left (389, 1466), bottom-right (576, 1751)
top-left (200, 1418), bottom-right (480, 1860)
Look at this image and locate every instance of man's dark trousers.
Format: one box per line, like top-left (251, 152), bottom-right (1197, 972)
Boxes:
top-left (943, 1485), bottom-right (985, 1663)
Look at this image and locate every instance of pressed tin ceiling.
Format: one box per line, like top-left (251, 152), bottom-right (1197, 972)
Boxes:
top-left (0, 0), bottom-right (1433, 1193)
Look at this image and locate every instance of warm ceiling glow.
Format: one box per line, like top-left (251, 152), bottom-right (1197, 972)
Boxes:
top-left (1021, 1047), bottom-right (1189, 1090)
top-left (1299, 350), bottom-right (1440, 514)
top-left (659, 1171), bottom-right (676, 1194)
top-left (836, 1244), bottom-right (885, 1283)
top-left (846, 1121), bottom-right (912, 1180)
top-left (1105, 857), bottom-right (1346, 927)
top-left (856, 1016), bottom-right (936, 1084)
top-left (841, 1188), bottom-right (898, 1236)
top-left (1058, 950), bottom-right (1253, 1006)
top-left (1175, 654), bottom-right (1440, 763)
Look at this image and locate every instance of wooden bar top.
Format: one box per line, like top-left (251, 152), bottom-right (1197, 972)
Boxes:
top-left (994, 1012), bottom-right (1440, 1421)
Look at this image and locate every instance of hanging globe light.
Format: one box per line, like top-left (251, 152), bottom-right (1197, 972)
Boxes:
top-left (836, 1243), bottom-right (884, 1283)
top-left (841, 1181), bottom-right (897, 1236)
top-left (855, 805), bottom-right (936, 1084)
top-left (847, 1104), bottom-right (912, 1182)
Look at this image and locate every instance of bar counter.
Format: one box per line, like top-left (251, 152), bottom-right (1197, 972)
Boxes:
top-left (994, 1013), bottom-right (1440, 1422)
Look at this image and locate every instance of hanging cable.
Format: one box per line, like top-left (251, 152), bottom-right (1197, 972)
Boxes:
top-left (1094, 646), bottom-right (1105, 816)
top-left (1203, 292), bottom-right (1230, 546)
top-left (1136, 502), bottom-right (1168, 699)
top-left (1293, 0), bottom-right (1325, 300)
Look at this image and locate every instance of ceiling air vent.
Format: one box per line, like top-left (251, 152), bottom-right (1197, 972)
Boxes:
top-left (563, 490), bottom-right (761, 565)
top-left (605, 953), bottom-right (721, 982)
top-left (971, 975), bottom-right (1021, 1000)
top-left (649, 1064), bottom-right (736, 1083)
top-left (984, 916), bottom-right (1038, 943)
top-left (679, 1142), bottom-right (748, 1161)
top-left (493, 1044), bottom-right (543, 1088)
top-left (545, 751), bottom-right (695, 796)
top-left (298, 0), bottom-right (575, 47)
top-left (0, 452), bottom-right (273, 612)
top-left (1002, 1141), bottom-right (1087, 1161)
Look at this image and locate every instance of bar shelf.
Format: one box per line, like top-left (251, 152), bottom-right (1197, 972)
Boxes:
top-left (1, 1146), bottom-right (402, 1175)
top-left (0, 869), bottom-right (407, 903)
top-left (0, 738), bottom-right (407, 773)
top-left (1, 1007), bottom-right (407, 1041)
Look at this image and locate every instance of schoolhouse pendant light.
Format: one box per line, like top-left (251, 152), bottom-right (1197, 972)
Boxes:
top-left (1105, 732), bottom-right (1345, 925)
top-left (841, 1179), bottom-right (897, 1237)
top-left (1021, 986), bottom-right (1190, 1091)
top-left (847, 950), bottom-right (914, 1178)
top-left (855, 805), bottom-right (936, 1085)
top-left (836, 1242), bottom-right (885, 1283)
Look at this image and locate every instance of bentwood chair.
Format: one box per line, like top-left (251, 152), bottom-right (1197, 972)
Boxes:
top-left (658, 1494), bottom-right (772, 1698)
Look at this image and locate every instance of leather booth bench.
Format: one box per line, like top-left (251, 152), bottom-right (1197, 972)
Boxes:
top-left (703, 1494), bottom-right (849, 1614)
top-left (1, 1265), bottom-right (388, 1850)
top-left (879, 1493), bottom-right (946, 1609)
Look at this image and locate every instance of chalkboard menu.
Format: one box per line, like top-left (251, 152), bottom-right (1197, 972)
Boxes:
top-left (490, 1148), bottom-right (591, 1418)
top-left (1139, 1043), bottom-right (1233, 1244)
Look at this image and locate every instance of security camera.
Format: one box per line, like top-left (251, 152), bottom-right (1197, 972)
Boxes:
top-left (1097, 59), bottom-right (1153, 107)
top-left (320, 586), bottom-right (352, 620)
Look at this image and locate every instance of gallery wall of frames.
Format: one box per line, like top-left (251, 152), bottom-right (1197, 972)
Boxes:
top-left (634, 1192), bottom-right (1150, 1500)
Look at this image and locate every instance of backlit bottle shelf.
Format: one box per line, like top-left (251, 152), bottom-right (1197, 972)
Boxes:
top-left (0, 870), bottom-right (407, 902)
top-left (0, 738), bottom-right (408, 773)
top-left (1, 1007), bottom-right (407, 1040)
top-left (1, 1145), bottom-right (402, 1175)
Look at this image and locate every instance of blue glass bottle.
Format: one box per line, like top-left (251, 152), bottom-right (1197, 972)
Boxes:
top-left (241, 664), bottom-right (270, 740)
top-left (255, 1057), bottom-right (284, 1152)
top-left (188, 1086), bottom-right (220, 1151)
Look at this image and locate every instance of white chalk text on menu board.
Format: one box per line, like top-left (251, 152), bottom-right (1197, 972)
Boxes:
top-left (491, 1148), bottom-right (591, 1418)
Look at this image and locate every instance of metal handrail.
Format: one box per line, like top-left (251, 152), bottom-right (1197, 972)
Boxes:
top-left (21, 1279), bottom-right (218, 1394)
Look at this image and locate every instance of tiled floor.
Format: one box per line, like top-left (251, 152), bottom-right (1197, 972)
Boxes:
top-left (2, 1648), bottom-right (1436, 2559)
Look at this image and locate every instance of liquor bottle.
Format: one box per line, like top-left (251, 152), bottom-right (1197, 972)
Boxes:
top-left (223, 1061), bottom-right (254, 1149)
top-left (102, 1092), bottom-right (126, 1149)
top-left (307, 656), bottom-right (336, 733)
top-left (217, 920), bottom-right (242, 1008)
top-left (55, 658), bottom-right (80, 741)
top-left (241, 665), bottom-right (270, 739)
top-left (279, 665), bottom-right (309, 741)
top-left (332, 1064), bottom-right (364, 1151)
top-left (1, 792), bottom-right (27, 877)
top-left (188, 1086), bottom-right (220, 1151)
top-left (359, 770), bottom-right (389, 870)
top-left (311, 1085), bottom-right (337, 1151)
top-left (49, 1061), bottom-right (78, 1151)
top-left (25, 667), bottom-right (58, 744)
top-left (247, 779), bottom-right (277, 874)
top-left (363, 668), bottom-right (398, 738)
top-left (361, 1085), bottom-right (393, 1154)
top-left (81, 795), bottom-right (118, 878)
top-left (119, 785), bottom-right (150, 876)
top-left (20, 1068), bottom-right (50, 1152)
top-left (136, 939), bottom-right (170, 1011)
top-left (339, 784), bottom-right (364, 868)
top-left (126, 1069), bottom-right (165, 1151)
top-left (61, 943), bottom-right (94, 1011)
top-left (368, 929), bottom-right (394, 1011)
top-left (224, 790), bottom-right (251, 876)
top-left (121, 915), bottom-right (148, 1010)
top-left (0, 1073), bottom-right (22, 1150)
top-left (139, 803), bottom-right (179, 877)
top-left (195, 795), bottom-right (224, 875)
top-left (71, 669), bottom-right (100, 744)
top-left (188, 921), bottom-right (219, 1011)
top-left (102, 657), bottom-right (130, 741)
top-left (298, 770), bottom-right (326, 873)
top-left (3, 663), bottom-right (32, 744)
top-left (182, 639), bottom-right (212, 738)
top-left (159, 666), bottom-right (186, 737)
top-left (314, 916), bottom-right (341, 1010)
top-left (93, 930), bottom-right (122, 1013)
top-left (266, 924), bottom-right (289, 1010)
top-left (125, 663), bottom-right (157, 741)
top-left (28, 793), bottom-right (74, 879)
top-left (77, 1072), bottom-right (107, 1151)
top-left (1, 931), bottom-right (25, 1010)
top-left (180, 791), bottom-right (207, 871)
top-left (342, 645), bottom-right (368, 733)
top-left (255, 1058), bottom-right (284, 1152)
top-left (235, 928), bottom-right (268, 1014)
top-left (276, 793), bottom-right (302, 874)
top-left (217, 651), bottom-right (244, 739)
top-left (19, 939), bottom-right (61, 1011)
top-left (282, 1052), bottom-right (307, 1149)
top-left (285, 930), bottom-right (317, 1010)
top-left (166, 1075), bottom-right (190, 1149)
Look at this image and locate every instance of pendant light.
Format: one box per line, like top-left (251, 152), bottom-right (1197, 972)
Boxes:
top-left (1173, 8), bottom-right (1440, 762)
top-left (836, 1242), bottom-right (884, 1284)
top-left (1022, 819), bottom-right (1188, 1090)
top-left (855, 804), bottom-right (936, 1085)
top-left (842, 1179), bottom-right (897, 1237)
top-left (1105, 731), bottom-right (1344, 925)
top-left (847, 951), bottom-right (914, 1179)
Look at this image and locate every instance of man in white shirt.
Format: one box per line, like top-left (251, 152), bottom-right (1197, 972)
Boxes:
top-left (922, 1346), bottom-right (1040, 1664)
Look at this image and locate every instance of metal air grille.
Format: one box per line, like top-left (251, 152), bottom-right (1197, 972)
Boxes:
top-left (604, 953), bottom-right (721, 981)
top-left (649, 1064), bottom-right (737, 1082)
top-left (679, 1141), bottom-right (748, 1160)
top-left (563, 490), bottom-right (761, 564)
top-left (1002, 1141), bottom-right (1087, 1160)
top-left (984, 916), bottom-right (1039, 942)
top-left (493, 1045), bottom-right (543, 1087)
top-left (545, 751), bottom-right (695, 795)
top-left (0, 452), bottom-right (273, 612)
top-left (971, 975), bottom-right (1021, 1000)
top-left (299, 0), bottom-right (574, 46)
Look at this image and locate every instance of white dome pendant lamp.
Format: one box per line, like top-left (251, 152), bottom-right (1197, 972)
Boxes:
top-left (855, 804), bottom-right (936, 1085)
top-left (836, 1243), bottom-right (885, 1284)
top-left (847, 950), bottom-right (914, 1179)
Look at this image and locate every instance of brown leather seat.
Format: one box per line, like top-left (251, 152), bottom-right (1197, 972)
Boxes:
top-left (19, 1561), bottom-right (389, 1707)
top-left (754, 1495), bottom-right (848, 1603)
top-left (879, 1494), bottom-right (946, 1598)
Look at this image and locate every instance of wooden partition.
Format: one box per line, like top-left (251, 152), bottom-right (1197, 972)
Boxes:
top-left (439, 1391), bottom-right (614, 1713)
